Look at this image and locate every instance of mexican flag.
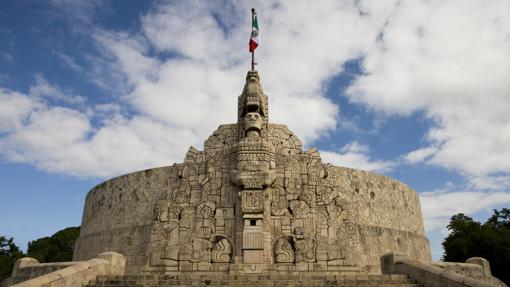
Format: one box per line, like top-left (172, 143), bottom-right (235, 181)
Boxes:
top-left (249, 12), bottom-right (259, 52)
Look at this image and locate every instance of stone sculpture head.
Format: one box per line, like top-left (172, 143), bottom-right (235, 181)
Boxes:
top-left (244, 112), bottom-right (262, 137)
top-left (244, 71), bottom-right (262, 101)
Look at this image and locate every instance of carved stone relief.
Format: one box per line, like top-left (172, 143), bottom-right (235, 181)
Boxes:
top-left (144, 70), bottom-right (364, 273)
top-left (289, 200), bottom-right (309, 218)
top-left (148, 201), bottom-right (181, 267)
top-left (189, 237), bottom-right (212, 263)
top-left (271, 195), bottom-right (289, 216)
top-left (295, 237), bottom-right (317, 263)
top-left (211, 237), bottom-right (232, 263)
top-left (274, 237), bottom-right (294, 263)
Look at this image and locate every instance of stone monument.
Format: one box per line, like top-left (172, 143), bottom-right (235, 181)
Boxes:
top-left (72, 70), bottom-right (431, 275)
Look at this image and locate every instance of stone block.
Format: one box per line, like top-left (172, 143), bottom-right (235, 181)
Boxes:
top-left (466, 257), bottom-right (491, 277)
top-left (243, 250), bottom-right (263, 263)
top-left (12, 258), bottom-right (39, 277)
top-left (97, 252), bottom-right (126, 275)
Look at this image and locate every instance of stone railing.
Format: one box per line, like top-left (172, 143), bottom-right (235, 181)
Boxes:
top-left (0, 252), bottom-right (125, 287)
top-left (380, 252), bottom-right (507, 287)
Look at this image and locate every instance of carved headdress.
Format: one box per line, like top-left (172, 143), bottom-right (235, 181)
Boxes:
top-left (237, 70), bottom-right (269, 139)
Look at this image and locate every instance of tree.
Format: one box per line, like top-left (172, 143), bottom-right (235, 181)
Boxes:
top-left (27, 226), bottom-right (80, 263)
top-left (0, 236), bottom-right (24, 282)
top-left (442, 213), bottom-right (483, 262)
top-left (486, 208), bottom-right (510, 228)
top-left (443, 209), bottom-right (510, 285)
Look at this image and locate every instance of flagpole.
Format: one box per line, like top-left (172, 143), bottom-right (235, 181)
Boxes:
top-left (251, 8), bottom-right (255, 70)
top-left (251, 48), bottom-right (255, 71)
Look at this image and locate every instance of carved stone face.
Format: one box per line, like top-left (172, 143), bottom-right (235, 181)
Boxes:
top-left (244, 112), bottom-right (262, 133)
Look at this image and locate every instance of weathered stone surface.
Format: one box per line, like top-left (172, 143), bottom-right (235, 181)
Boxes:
top-left (85, 273), bottom-right (420, 287)
top-left (74, 70), bottom-right (431, 275)
top-left (4, 252), bottom-right (125, 287)
top-left (381, 252), bottom-right (507, 287)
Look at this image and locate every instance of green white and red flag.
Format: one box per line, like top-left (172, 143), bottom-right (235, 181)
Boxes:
top-left (249, 11), bottom-right (259, 52)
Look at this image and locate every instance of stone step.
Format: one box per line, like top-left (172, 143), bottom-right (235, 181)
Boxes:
top-left (86, 274), bottom-right (421, 287)
top-left (92, 279), bottom-right (416, 284)
top-left (91, 281), bottom-right (417, 285)
top-left (85, 284), bottom-right (423, 287)
top-left (95, 274), bottom-right (409, 281)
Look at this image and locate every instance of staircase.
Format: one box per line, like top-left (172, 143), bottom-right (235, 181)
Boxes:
top-left (85, 274), bottom-right (423, 287)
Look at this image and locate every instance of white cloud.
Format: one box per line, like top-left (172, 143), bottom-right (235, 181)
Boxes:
top-left (91, 103), bottom-right (121, 115)
top-left (53, 51), bottom-right (83, 72)
top-left (467, 175), bottom-right (510, 192)
top-left (0, 82), bottom-right (197, 178)
top-left (2, 0), bottom-right (510, 184)
top-left (404, 146), bottom-right (438, 164)
top-left (320, 141), bottom-right (394, 172)
top-left (1, 0), bottom-right (387, 178)
top-left (141, 1), bottom-right (232, 61)
top-left (0, 89), bottom-right (40, 133)
top-left (48, 0), bottom-right (107, 26)
top-left (0, 51), bottom-right (14, 63)
top-left (3, 107), bottom-right (90, 157)
top-left (420, 187), bottom-right (510, 232)
top-left (126, 0), bottom-right (391, 144)
top-left (30, 74), bottom-right (86, 104)
top-left (346, 0), bottom-right (510, 183)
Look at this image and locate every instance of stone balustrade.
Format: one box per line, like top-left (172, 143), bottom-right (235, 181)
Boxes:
top-left (380, 252), bottom-right (506, 287)
top-left (1, 252), bottom-right (125, 287)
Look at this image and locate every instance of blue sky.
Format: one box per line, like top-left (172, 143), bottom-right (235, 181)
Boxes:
top-left (1, 0), bottom-right (510, 261)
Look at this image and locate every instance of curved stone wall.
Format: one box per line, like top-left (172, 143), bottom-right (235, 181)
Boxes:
top-left (326, 167), bottom-right (426, 233)
top-left (74, 70), bottom-right (431, 275)
top-left (73, 166), bottom-right (176, 273)
top-left (74, 164), bottom-right (430, 274)
top-left (326, 167), bottom-right (431, 272)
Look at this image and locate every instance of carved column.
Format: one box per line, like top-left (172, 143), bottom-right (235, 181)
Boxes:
top-left (231, 70), bottom-right (276, 267)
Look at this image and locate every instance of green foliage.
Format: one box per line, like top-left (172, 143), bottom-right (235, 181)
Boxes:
top-left (27, 226), bottom-right (80, 263)
top-left (486, 208), bottom-right (510, 228)
top-left (0, 236), bottom-right (24, 283)
top-left (443, 213), bottom-right (482, 261)
top-left (443, 209), bottom-right (510, 285)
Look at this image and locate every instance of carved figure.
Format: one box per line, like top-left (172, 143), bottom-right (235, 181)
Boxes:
top-left (197, 202), bottom-right (216, 239)
top-left (189, 238), bottom-right (212, 263)
top-left (231, 136), bottom-right (276, 190)
top-left (338, 222), bottom-right (359, 247)
top-left (211, 238), bottom-right (232, 263)
top-left (244, 112), bottom-right (262, 137)
top-left (160, 241), bottom-right (180, 267)
top-left (290, 200), bottom-right (309, 218)
top-left (326, 202), bottom-right (347, 223)
top-left (317, 186), bottom-right (337, 205)
top-left (172, 183), bottom-right (191, 206)
top-left (198, 202), bottom-right (215, 219)
top-left (159, 207), bottom-right (180, 245)
top-left (295, 237), bottom-right (317, 263)
top-left (271, 196), bottom-right (289, 216)
top-left (274, 237), bottom-right (295, 263)
top-left (148, 201), bottom-right (181, 267)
